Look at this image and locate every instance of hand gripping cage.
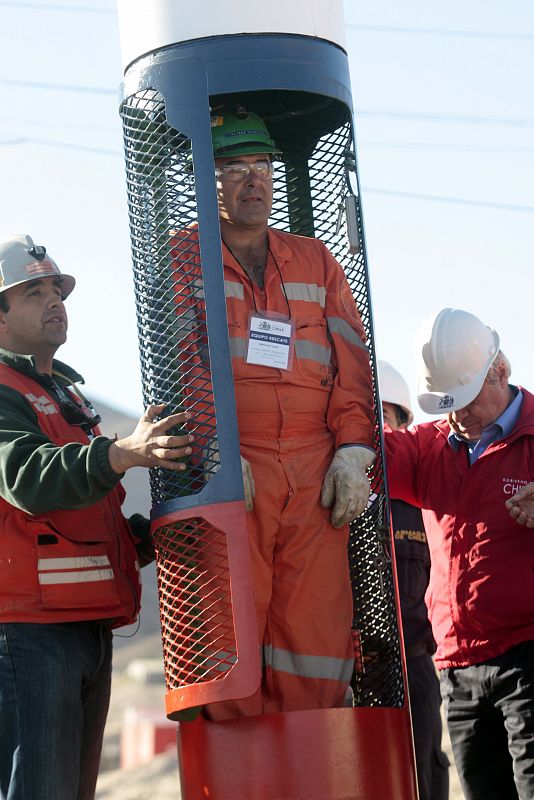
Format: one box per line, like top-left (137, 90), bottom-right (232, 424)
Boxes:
top-left (119, 46), bottom-right (405, 719)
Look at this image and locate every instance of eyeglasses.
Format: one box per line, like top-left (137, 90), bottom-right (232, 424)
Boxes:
top-left (214, 160), bottom-right (274, 183)
top-left (49, 375), bottom-right (102, 433)
top-left (58, 397), bottom-right (101, 431)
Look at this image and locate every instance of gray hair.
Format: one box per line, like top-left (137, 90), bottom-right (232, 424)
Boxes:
top-left (486, 350), bottom-right (511, 384)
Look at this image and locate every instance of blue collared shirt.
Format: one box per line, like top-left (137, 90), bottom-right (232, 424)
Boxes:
top-left (448, 386), bottom-right (523, 464)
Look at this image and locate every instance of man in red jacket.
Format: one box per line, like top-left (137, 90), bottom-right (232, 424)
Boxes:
top-left (384, 307), bottom-right (534, 800)
top-left (0, 234), bottom-right (193, 800)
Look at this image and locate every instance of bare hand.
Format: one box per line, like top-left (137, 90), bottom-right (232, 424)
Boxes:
top-left (108, 404), bottom-right (193, 474)
top-left (505, 482), bottom-right (534, 528)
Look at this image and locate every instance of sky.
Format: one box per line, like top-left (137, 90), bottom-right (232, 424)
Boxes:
top-left (0, 0), bottom-right (533, 422)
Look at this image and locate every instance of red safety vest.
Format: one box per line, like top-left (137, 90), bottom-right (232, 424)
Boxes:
top-left (0, 364), bottom-right (141, 626)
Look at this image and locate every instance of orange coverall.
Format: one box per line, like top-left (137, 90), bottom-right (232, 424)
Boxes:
top-left (171, 227), bottom-right (374, 718)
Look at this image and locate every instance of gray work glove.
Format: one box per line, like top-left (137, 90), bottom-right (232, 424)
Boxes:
top-left (320, 446), bottom-right (375, 529)
top-left (203, 441), bottom-right (255, 512)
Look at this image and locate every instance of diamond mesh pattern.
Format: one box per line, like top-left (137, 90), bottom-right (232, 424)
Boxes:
top-left (120, 91), bottom-right (403, 707)
top-left (154, 520), bottom-right (237, 690)
top-left (271, 123), bottom-right (403, 707)
top-left (120, 89), bottom-right (210, 504)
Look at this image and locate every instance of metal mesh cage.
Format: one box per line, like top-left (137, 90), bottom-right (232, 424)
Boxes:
top-left (121, 88), bottom-right (215, 505)
top-left (120, 88), bottom-right (403, 709)
top-left (120, 90), bottom-right (248, 704)
top-left (155, 518), bottom-right (237, 689)
top-left (270, 119), bottom-right (403, 707)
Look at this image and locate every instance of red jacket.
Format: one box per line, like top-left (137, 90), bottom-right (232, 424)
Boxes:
top-left (385, 388), bottom-right (534, 669)
top-left (0, 366), bottom-right (141, 626)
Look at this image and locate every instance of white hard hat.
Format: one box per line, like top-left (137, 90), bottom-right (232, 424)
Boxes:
top-left (377, 360), bottom-right (414, 426)
top-left (416, 308), bottom-right (499, 415)
top-left (0, 234), bottom-right (75, 298)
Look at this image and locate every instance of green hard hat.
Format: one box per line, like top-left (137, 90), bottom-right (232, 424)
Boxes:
top-left (211, 106), bottom-right (281, 158)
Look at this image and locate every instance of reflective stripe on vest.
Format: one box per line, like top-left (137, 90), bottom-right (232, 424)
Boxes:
top-left (175, 307), bottom-right (200, 341)
top-left (38, 554), bottom-right (114, 585)
top-left (189, 277), bottom-right (205, 301)
top-left (39, 569), bottom-right (114, 585)
top-left (327, 316), bottom-right (369, 352)
top-left (229, 337), bottom-right (248, 359)
top-left (37, 555), bottom-right (110, 571)
top-left (263, 644), bottom-right (354, 682)
top-left (295, 340), bottom-right (330, 365)
top-left (224, 280), bottom-right (244, 300)
top-left (225, 280), bottom-right (327, 306)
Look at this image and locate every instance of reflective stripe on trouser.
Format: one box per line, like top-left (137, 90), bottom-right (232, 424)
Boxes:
top-left (205, 430), bottom-right (354, 720)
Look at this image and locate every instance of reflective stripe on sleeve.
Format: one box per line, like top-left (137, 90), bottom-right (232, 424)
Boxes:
top-left (327, 316), bottom-right (369, 351)
top-left (263, 644), bottom-right (354, 682)
top-left (283, 282), bottom-right (326, 307)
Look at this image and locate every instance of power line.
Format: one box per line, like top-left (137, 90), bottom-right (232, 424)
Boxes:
top-left (357, 109), bottom-right (534, 128)
top-left (0, 78), bottom-right (115, 95)
top-left (360, 141), bottom-right (534, 153)
top-left (0, 117), bottom-right (117, 131)
top-left (364, 187), bottom-right (534, 214)
top-left (0, 136), bottom-right (120, 155)
top-left (346, 23), bottom-right (534, 41)
top-left (3, 77), bottom-right (533, 132)
top-left (1, 135), bottom-right (532, 214)
top-left (0, 137), bottom-right (25, 146)
top-left (3, 128), bottom-right (532, 156)
top-left (0, 1), bottom-right (114, 12)
top-left (3, 117), bottom-right (532, 155)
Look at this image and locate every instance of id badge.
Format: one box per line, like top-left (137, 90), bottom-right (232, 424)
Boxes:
top-left (246, 311), bottom-right (295, 370)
